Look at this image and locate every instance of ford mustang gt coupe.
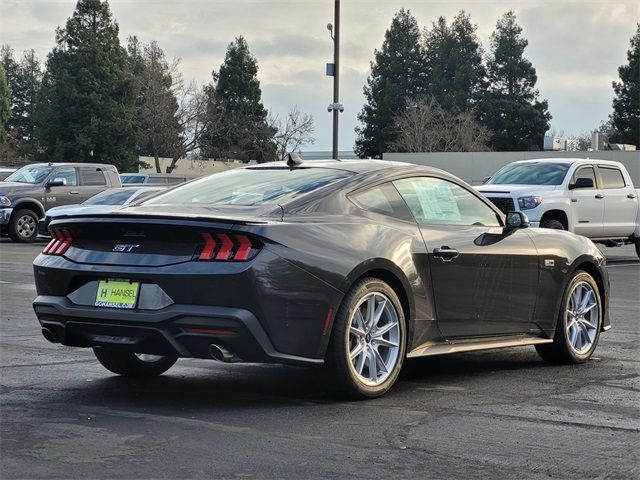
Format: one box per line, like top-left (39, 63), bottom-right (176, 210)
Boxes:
top-left (32, 159), bottom-right (610, 398)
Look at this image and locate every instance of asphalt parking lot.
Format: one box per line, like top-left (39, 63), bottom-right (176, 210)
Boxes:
top-left (1, 238), bottom-right (638, 479)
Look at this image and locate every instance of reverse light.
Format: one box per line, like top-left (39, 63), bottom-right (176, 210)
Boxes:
top-left (43, 228), bottom-right (73, 255)
top-left (197, 232), bottom-right (261, 261)
top-left (517, 196), bottom-right (542, 210)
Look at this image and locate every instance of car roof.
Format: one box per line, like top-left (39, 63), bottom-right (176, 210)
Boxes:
top-left (248, 159), bottom-right (451, 176)
top-left (23, 162), bottom-right (116, 169)
top-left (510, 158), bottom-right (624, 167)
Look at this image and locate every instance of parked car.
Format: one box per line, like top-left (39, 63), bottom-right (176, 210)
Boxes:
top-left (38, 186), bottom-right (166, 240)
top-left (477, 158), bottom-right (640, 258)
top-left (0, 163), bottom-right (121, 242)
top-left (32, 159), bottom-right (610, 398)
top-left (0, 167), bottom-right (17, 181)
top-left (120, 173), bottom-right (191, 185)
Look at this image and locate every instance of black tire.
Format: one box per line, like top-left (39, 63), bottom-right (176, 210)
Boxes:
top-left (540, 218), bottom-right (565, 230)
top-left (535, 271), bottom-right (602, 364)
top-left (93, 348), bottom-right (177, 377)
top-left (8, 209), bottom-right (39, 242)
top-left (635, 238), bottom-right (640, 259)
top-left (327, 277), bottom-right (407, 399)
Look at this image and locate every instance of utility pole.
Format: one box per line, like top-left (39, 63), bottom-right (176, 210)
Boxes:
top-left (327, 0), bottom-right (341, 160)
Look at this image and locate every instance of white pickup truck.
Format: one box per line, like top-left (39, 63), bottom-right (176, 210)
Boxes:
top-left (477, 158), bottom-right (640, 258)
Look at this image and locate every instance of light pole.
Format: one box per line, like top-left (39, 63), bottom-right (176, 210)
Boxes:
top-left (327, 0), bottom-right (341, 160)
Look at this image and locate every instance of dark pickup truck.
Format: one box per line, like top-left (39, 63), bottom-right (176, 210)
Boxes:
top-left (0, 163), bottom-right (121, 242)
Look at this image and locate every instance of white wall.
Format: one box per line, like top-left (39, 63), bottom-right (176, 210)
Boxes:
top-left (138, 157), bottom-right (244, 176)
top-left (382, 151), bottom-right (640, 185)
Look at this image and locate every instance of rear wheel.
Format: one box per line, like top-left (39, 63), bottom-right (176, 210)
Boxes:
top-left (93, 348), bottom-right (177, 377)
top-left (536, 271), bottom-right (602, 364)
top-left (8, 209), bottom-right (39, 242)
top-left (540, 218), bottom-right (565, 230)
top-left (327, 278), bottom-right (406, 399)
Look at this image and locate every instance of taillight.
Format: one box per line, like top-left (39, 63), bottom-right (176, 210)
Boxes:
top-left (43, 228), bottom-right (73, 255)
top-left (196, 232), bottom-right (261, 261)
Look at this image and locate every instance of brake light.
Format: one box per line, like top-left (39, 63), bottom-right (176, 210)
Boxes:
top-left (197, 232), bottom-right (261, 261)
top-left (43, 228), bottom-right (73, 255)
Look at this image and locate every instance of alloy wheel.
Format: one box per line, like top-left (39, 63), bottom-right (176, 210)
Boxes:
top-left (347, 292), bottom-right (400, 386)
top-left (17, 214), bottom-right (36, 239)
top-left (565, 281), bottom-right (599, 354)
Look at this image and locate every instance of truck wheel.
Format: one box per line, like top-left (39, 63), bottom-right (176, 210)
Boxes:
top-left (540, 219), bottom-right (565, 230)
top-left (8, 209), bottom-right (39, 243)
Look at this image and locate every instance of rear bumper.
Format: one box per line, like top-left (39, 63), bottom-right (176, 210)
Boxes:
top-left (33, 296), bottom-right (323, 366)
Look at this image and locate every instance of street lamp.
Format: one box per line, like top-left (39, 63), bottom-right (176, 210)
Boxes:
top-left (326, 0), bottom-right (341, 160)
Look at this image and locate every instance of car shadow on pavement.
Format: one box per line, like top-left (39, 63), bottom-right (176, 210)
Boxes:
top-left (38, 348), bottom-right (556, 410)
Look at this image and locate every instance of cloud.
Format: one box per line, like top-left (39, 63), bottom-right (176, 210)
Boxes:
top-left (1, 0), bottom-right (637, 150)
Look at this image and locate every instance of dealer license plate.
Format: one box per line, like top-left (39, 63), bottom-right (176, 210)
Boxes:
top-left (95, 279), bottom-right (140, 309)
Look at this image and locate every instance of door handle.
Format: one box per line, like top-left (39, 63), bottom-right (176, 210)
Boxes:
top-left (70, 191), bottom-right (80, 194)
top-left (433, 246), bottom-right (459, 262)
top-left (628, 193), bottom-right (637, 199)
top-left (594, 194), bottom-right (604, 199)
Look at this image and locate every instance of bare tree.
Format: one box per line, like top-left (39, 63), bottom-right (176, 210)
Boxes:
top-left (271, 106), bottom-right (315, 160)
top-left (391, 97), bottom-right (491, 152)
top-left (166, 81), bottom-right (208, 173)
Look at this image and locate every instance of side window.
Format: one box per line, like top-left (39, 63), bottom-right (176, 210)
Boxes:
top-left (572, 166), bottom-right (596, 189)
top-left (147, 177), bottom-right (166, 184)
top-left (598, 166), bottom-right (625, 189)
top-left (52, 167), bottom-right (77, 186)
top-left (79, 167), bottom-right (107, 186)
top-left (350, 183), bottom-right (413, 221)
top-left (394, 177), bottom-right (501, 227)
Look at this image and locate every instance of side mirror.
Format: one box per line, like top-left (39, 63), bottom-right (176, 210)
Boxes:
top-left (505, 211), bottom-right (529, 230)
top-left (481, 175), bottom-right (491, 184)
top-left (568, 177), bottom-right (594, 190)
top-left (47, 178), bottom-right (67, 187)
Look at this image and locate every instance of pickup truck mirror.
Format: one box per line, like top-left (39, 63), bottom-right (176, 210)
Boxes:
top-left (47, 177), bottom-right (67, 187)
top-left (568, 177), bottom-right (594, 190)
top-left (505, 211), bottom-right (529, 230)
top-left (481, 175), bottom-right (491, 184)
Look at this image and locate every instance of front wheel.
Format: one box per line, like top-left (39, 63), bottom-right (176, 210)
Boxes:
top-left (8, 209), bottom-right (39, 242)
top-left (540, 218), bottom-right (565, 230)
top-left (327, 278), bottom-right (406, 399)
top-left (536, 271), bottom-right (602, 364)
top-left (93, 348), bottom-right (177, 377)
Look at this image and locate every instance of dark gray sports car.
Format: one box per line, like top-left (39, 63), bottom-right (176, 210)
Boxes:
top-left (33, 159), bottom-right (610, 398)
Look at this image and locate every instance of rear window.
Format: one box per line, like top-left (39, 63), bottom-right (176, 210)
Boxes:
top-left (598, 166), bottom-right (625, 189)
top-left (144, 168), bottom-right (352, 207)
top-left (121, 175), bottom-right (146, 184)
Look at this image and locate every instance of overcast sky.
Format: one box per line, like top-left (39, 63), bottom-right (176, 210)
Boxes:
top-left (1, 0), bottom-right (638, 151)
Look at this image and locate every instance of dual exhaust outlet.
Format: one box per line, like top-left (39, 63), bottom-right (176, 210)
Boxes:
top-left (41, 327), bottom-right (236, 363)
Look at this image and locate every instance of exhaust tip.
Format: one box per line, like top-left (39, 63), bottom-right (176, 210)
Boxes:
top-left (209, 344), bottom-right (233, 362)
top-left (41, 327), bottom-right (57, 343)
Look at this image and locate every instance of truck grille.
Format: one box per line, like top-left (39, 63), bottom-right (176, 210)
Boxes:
top-left (486, 197), bottom-right (515, 213)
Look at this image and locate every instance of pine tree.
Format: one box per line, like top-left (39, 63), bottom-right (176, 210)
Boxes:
top-left (201, 37), bottom-right (275, 162)
top-left (423, 11), bottom-right (486, 111)
top-left (482, 11), bottom-right (551, 151)
top-left (0, 63), bottom-right (10, 155)
top-left (610, 24), bottom-right (639, 147)
top-left (355, 9), bottom-right (426, 158)
top-left (35, 0), bottom-right (138, 171)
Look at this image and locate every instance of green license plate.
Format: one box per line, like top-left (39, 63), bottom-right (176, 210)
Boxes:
top-left (95, 279), bottom-right (140, 309)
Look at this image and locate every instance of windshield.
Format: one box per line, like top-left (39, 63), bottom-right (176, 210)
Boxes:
top-left (121, 175), bottom-right (146, 184)
top-left (144, 167), bottom-right (353, 207)
top-left (488, 162), bottom-right (571, 186)
top-left (5, 165), bottom-right (53, 184)
top-left (83, 189), bottom-right (135, 205)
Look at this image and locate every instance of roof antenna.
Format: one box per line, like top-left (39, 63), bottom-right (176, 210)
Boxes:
top-left (286, 152), bottom-right (303, 168)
